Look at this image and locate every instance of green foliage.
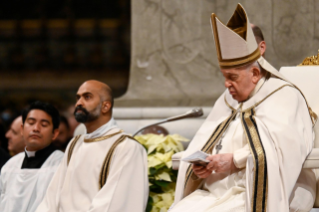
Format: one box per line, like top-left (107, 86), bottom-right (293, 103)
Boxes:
top-left (135, 134), bottom-right (189, 212)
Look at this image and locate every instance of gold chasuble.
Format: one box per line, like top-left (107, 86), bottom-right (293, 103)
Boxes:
top-left (171, 3), bottom-right (316, 212)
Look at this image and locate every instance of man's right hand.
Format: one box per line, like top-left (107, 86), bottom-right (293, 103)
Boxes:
top-left (192, 153), bottom-right (238, 178)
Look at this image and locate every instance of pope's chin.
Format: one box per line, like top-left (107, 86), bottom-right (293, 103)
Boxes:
top-left (229, 92), bottom-right (238, 100)
top-left (230, 93), bottom-right (246, 102)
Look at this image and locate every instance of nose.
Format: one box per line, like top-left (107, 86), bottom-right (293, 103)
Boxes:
top-left (75, 97), bottom-right (84, 108)
top-left (32, 122), bottom-right (40, 132)
top-left (224, 79), bottom-right (231, 88)
top-left (5, 130), bottom-right (11, 139)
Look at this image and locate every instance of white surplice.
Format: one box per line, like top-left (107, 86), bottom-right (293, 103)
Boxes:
top-left (0, 150), bottom-right (64, 212)
top-left (36, 121), bottom-right (149, 212)
top-left (170, 75), bottom-right (315, 212)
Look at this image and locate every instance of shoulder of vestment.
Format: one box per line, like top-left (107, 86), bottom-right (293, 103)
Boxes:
top-left (1, 152), bottom-right (25, 171)
top-left (225, 77), bottom-right (293, 111)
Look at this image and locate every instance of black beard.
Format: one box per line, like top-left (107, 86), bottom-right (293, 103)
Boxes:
top-left (74, 106), bottom-right (89, 123)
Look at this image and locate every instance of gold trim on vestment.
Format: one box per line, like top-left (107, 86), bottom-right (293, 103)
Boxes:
top-left (67, 135), bottom-right (81, 165)
top-left (288, 84), bottom-right (318, 126)
top-left (99, 135), bottom-right (139, 189)
top-left (84, 130), bottom-right (123, 143)
top-left (242, 109), bottom-right (267, 212)
top-left (183, 106), bottom-right (240, 197)
top-left (241, 84), bottom-right (292, 113)
top-left (224, 95), bottom-right (236, 111)
top-left (241, 83), bottom-right (318, 126)
top-left (99, 134), bottom-right (126, 189)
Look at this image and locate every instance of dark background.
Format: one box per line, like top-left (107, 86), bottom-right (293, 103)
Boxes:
top-left (0, 0), bottom-right (131, 111)
top-left (0, 0), bottom-right (131, 150)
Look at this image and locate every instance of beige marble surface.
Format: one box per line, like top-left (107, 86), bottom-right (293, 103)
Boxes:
top-left (116, 0), bottom-right (319, 107)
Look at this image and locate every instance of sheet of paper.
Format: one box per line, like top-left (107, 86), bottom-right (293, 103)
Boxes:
top-left (182, 150), bottom-right (210, 165)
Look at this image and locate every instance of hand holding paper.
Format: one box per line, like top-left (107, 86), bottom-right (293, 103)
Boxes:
top-left (182, 151), bottom-right (210, 166)
top-left (183, 152), bottom-right (239, 179)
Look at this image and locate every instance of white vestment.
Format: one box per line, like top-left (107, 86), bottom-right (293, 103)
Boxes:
top-left (171, 77), bottom-right (315, 212)
top-left (0, 150), bottom-right (64, 212)
top-left (36, 121), bottom-right (149, 212)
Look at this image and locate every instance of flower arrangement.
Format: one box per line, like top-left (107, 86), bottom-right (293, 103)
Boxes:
top-left (134, 134), bottom-right (189, 212)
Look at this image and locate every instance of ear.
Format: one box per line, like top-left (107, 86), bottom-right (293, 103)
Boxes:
top-left (51, 129), bottom-right (59, 141)
top-left (251, 67), bottom-right (261, 84)
top-left (101, 101), bottom-right (111, 114)
top-left (259, 41), bottom-right (266, 56)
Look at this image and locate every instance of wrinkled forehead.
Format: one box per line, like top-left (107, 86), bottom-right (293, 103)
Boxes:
top-left (220, 67), bottom-right (242, 75)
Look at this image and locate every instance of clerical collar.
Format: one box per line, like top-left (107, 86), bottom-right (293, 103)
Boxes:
top-left (25, 148), bottom-right (36, 158)
top-left (22, 144), bottom-right (57, 169)
top-left (248, 77), bottom-right (266, 99)
top-left (84, 118), bottom-right (117, 140)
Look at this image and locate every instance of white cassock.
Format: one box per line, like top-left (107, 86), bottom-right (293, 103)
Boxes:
top-left (170, 76), bottom-right (316, 212)
top-left (36, 118), bottom-right (149, 212)
top-left (0, 150), bottom-right (64, 212)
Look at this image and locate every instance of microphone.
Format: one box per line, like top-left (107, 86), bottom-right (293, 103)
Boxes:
top-left (132, 108), bottom-right (204, 136)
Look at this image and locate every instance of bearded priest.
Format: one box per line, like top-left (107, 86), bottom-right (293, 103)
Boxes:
top-left (36, 80), bottom-right (149, 212)
top-left (170, 4), bottom-right (317, 212)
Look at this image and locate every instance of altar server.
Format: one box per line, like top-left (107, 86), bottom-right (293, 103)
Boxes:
top-left (0, 101), bottom-right (64, 212)
top-left (36, 80), bottom-right (148, 212)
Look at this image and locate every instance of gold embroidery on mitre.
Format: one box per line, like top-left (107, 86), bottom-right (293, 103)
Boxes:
top-left (210, 4), bottom-right (261, 69)
top-left (242, 109), bottom-right (267, 212)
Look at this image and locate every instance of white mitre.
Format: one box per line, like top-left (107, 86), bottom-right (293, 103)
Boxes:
top-left (211, 4), bottom-right (291, 82)
top-left (210, 3), bottom-right (260, 68)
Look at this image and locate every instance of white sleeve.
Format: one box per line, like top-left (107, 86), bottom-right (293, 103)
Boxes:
top-left (35, 145), bottom-right (70, 212)
top-left (0, 159), bottom-right (9, 208)
top-left (233, 144), bottom-right (251, 169)
top-left (0, 174), bottom-right (3, 207)
top-left (87, 138), bottom-right (149, 212)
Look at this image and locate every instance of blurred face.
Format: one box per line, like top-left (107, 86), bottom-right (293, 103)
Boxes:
top-left (221, 67), bottom-right (257, 102)
top-left (6, 116), bottom-right (25, 155)
top-left (74, 84), bottom-right (102, 123)
top-left (22, 109), bottom-right (59, 151)
top-left (53, 122), bottom-right (70, 148)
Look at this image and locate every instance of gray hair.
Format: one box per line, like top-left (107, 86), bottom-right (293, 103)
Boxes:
top-left (237, 61), bottom-right (270, 79)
